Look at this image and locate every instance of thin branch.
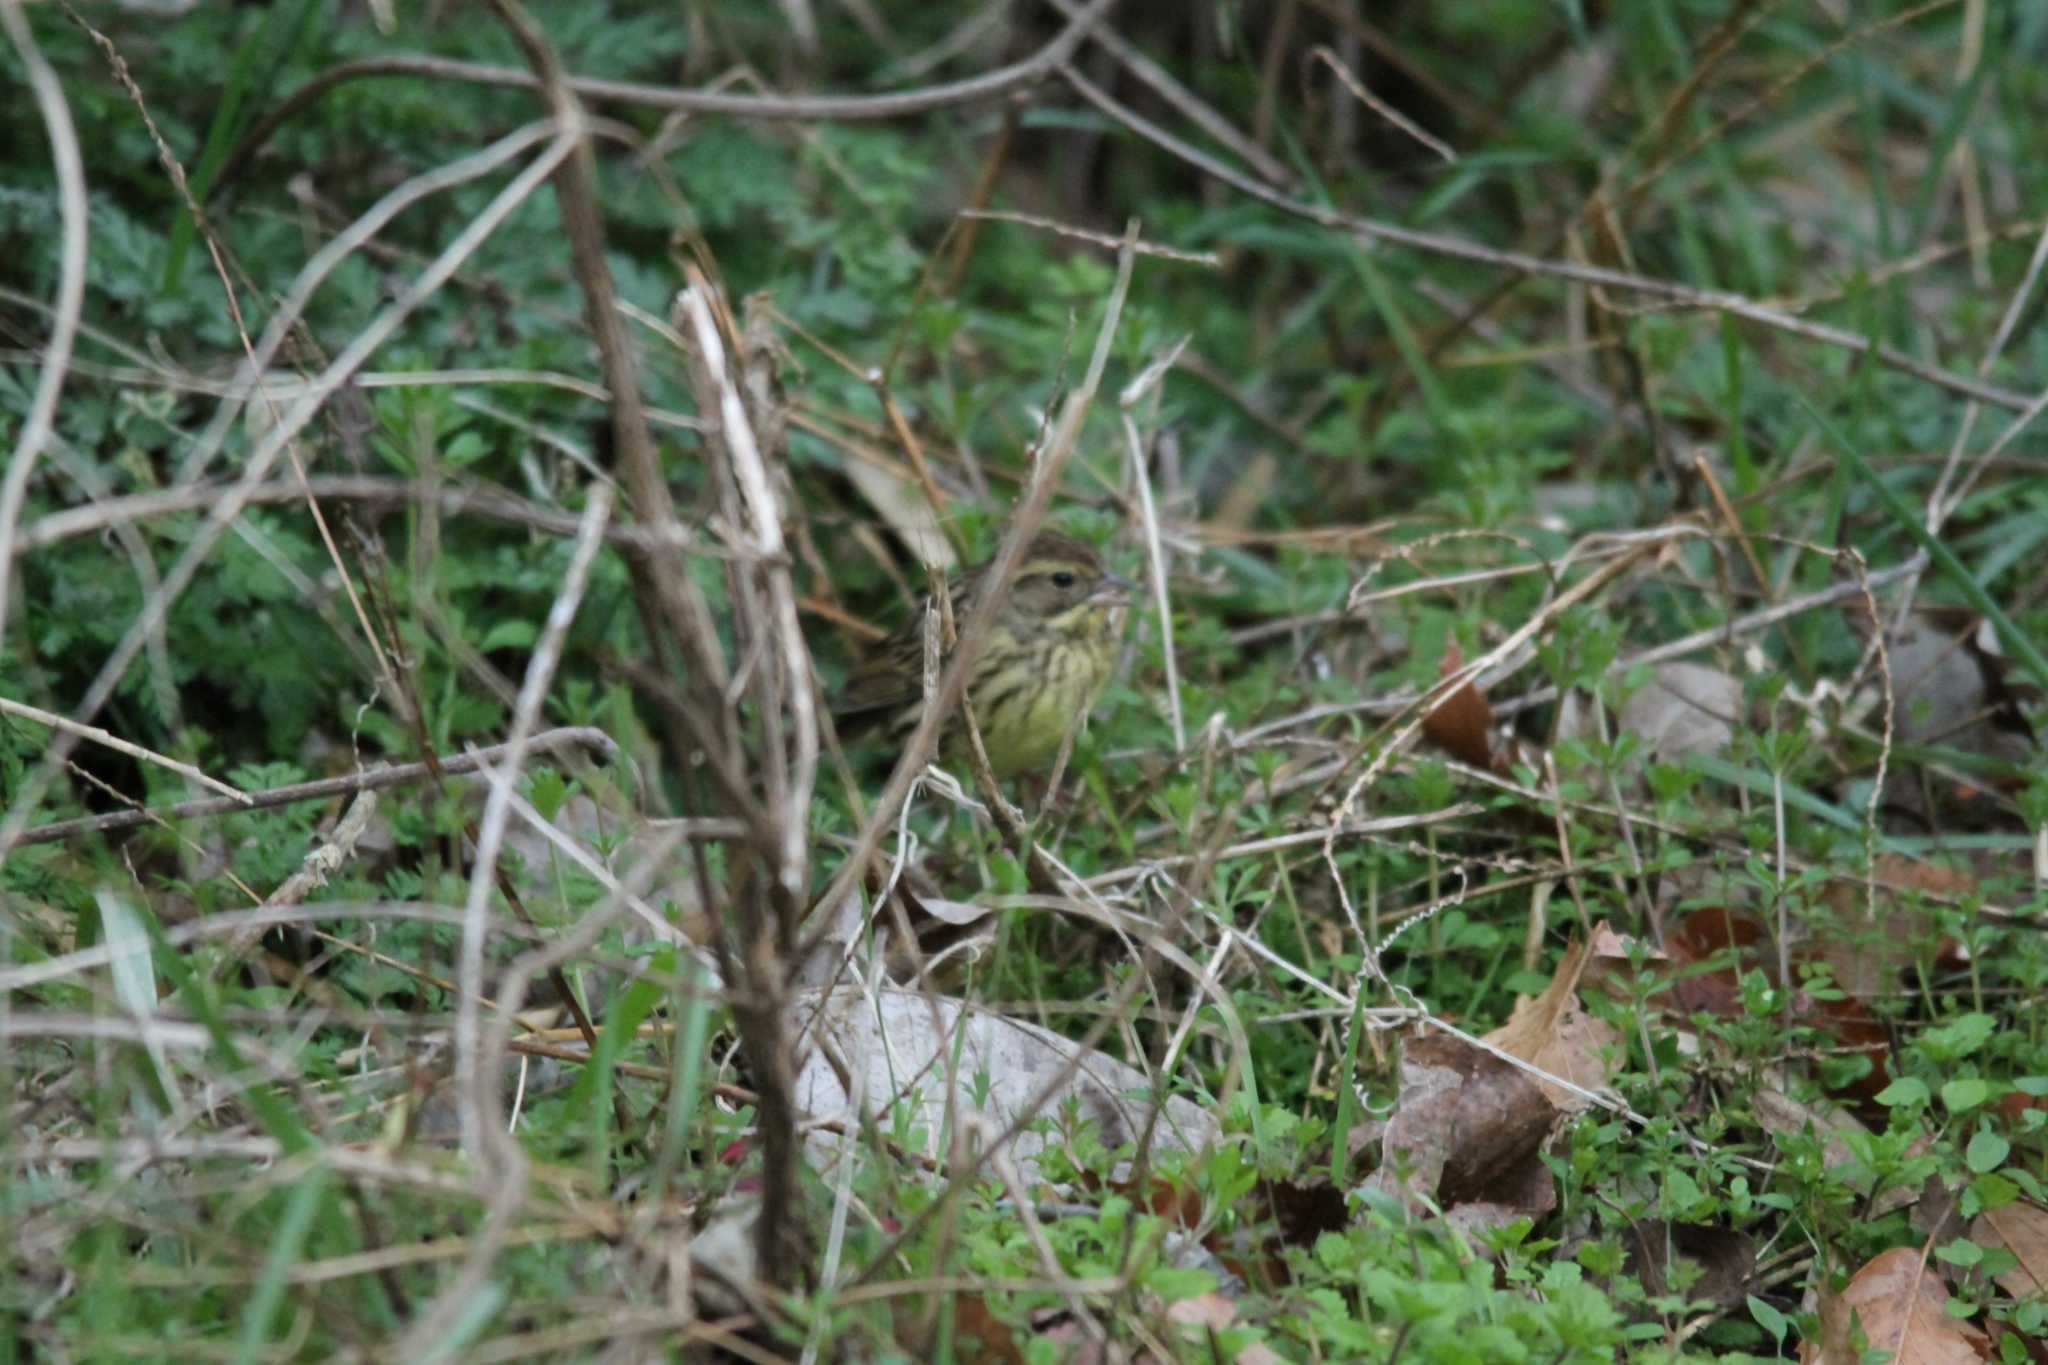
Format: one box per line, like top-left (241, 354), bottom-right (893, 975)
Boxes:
top-left (0, 696), bottom-right (248, 805)
top-left (1058, 64), bottom-right (2035, 414)
top-left (677, 286), bottom-right (817, 900)
top-left (1120, 335), bottom-right (1190, 753)
top-left (13, 474), bottom-right (695, 556)
top-left (672, 275), bottom-right (816, 1286)
top-left (12, 726), bottom-right (620, 847)
top-left (1043, 0), bottom-right (1293, 186)
top-left (956, 208), bottom-right (1220, 265)
top-left (1884, 217), bottom-right (2048, 631)
top-left (218, 0), bottom-right (1121, 187)
top-left (1309, 44), bottom-right (1456, 163)
top-left (1493, 554), bottom-right (1929, 719)
top-left (454, 482), bottom-right (614, 1157)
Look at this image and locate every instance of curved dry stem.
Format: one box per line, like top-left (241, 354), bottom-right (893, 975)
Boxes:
top-left (218, 0), bottom-right (1122, 189)
top-left (1059, 62), bottom-right (2034, 414)
top-left (0, 0), bottom-right (89, 649)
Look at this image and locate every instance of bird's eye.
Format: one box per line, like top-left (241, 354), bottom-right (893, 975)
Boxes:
top-left (1050, 571), bottom-right (1076, 589)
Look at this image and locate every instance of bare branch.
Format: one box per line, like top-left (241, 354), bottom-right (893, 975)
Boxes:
top-left (220, 0), bottom-right (1122, 186)
top-left (0, 696), bottom-right (247, 805)
top-left (1059, 63), bottom-right (2034, 413)
top-left (12, 726), bottom-right (621, 847)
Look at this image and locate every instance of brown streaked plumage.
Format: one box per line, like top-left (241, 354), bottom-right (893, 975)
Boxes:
top-left (835, 530), bottom-right (1130, 776)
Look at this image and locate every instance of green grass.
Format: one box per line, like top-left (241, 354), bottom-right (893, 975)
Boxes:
top-left (3, 1), bottom-right (2047, 1360)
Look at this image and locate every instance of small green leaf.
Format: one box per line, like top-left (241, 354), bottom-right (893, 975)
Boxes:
top-left (1142, 1266), bottom-right (1216, 1301)
top-left (1748, 1295), bottom-right (1788, 1344)
top-left (1877, 1077), bottom-right (1931, 1109)
top-left (479, 619), bottom-right (539, 653)
top-left (1967, 1128), bottom-right (2010, 1174)
top-left (1920, 1013), bottom-right (1997, 1061)
top-left (1944, 1078), bottom-right (1992, 1113)
top-left (1969, 1171), bottom-right (2020, 1213)
top-left (1936, 1238), bottom-right (1983, 1268)
top-left (524, 767), bottom-right (570, 822)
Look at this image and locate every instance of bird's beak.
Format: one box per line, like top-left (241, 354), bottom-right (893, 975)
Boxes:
top-left (1092, 573), bottom-right (1134, 606)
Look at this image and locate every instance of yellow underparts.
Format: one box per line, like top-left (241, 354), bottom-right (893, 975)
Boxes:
top-left (962, 604), bottom-right (1118, 776)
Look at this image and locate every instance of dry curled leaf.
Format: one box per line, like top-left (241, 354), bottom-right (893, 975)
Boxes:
top-left (1872, 612), bottom-right (2038, 826)
top-left (1484, 936), bottom-right (1622, 1113)
top-left (1422, 641), bottom-right (1497, 771)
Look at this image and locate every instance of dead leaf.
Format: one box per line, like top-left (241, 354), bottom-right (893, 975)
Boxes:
top-left (906, 1294), bottom-right (1026, 1364)
top-left (1624, 1221), bottom-right (1756, 1311)
top-left (1810, 1246), bottom-right (1990, 1364)
top-left (1915, 1172), bottom-right (1966, 1248)
top-left (1873, 612), bottom-right (2038, 826)
top-left (1365, 1033), bottom-right (1559, 1221)
top-left (1798, 988), bottom-right (1894, 1110)
top-left (1661, 907), bottom-right (1765, 1018)
top-left (1815, 856), bottom-right (1973, 1001)
top-left (843, 456), bottom-right (957, 571)
top-left (1882, 612), bottom-right (2034, 755)
top-left (1580, 920), bottom-right (1669, 1006)
top-left (689, 1192), bottom-right (764, 1320)
top-left (794, 988), bottom-right (1220, 1185)
top-left (1658, 909), bottom-right (1896, 1115)
top-left (1485, 937), bottom-right (1622, 1112)
top-left (1971, 1199), bottom-right (2048, 1301)
top-left (1422, 642), bottom-right (1497, 771)
top-left (1620, 662), bottom-right (1744, 761)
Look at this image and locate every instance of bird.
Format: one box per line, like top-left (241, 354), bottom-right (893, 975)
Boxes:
top-left (834, 529), bottom-right (1131, 777)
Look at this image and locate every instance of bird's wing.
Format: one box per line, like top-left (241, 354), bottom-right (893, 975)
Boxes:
top-left (832, 572), bottom-right (977, 727)
top-left (835, 645), bottom-right (919, 717)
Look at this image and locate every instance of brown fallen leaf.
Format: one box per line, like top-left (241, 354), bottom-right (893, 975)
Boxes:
top-left (1884, 613), bottom-right (2035, 755)
top-left (931, 1294), bottom-right (1028, 1364)
top-left (1970, 1198), bottom-right (2048, 1301)
top-left (1815, 855), bottom-right (1973, 1002)
top-left (1658, 907), bottom-right (1894, 1115)
top-left (1623, 1221), bottom-right (1756, 1312)
top-left (1579, 920), bottom-right (1672, 1008)
top-left (1808, 1246), bottom-right (1991, 1365)
top-left (1661, 906), bottom-right (1767, 1019)
top-left (1485, 936), bottom-right (1622, 1113)
top-left (1365, 1033), bottom-right (1559, 1223)
top-left (1423, 641), bottom-right (1497, 771)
